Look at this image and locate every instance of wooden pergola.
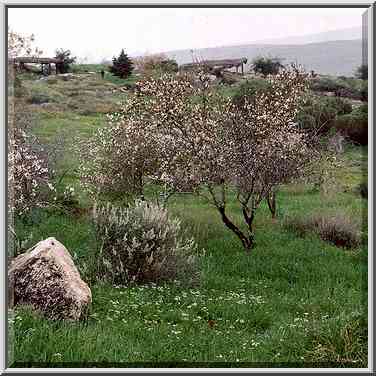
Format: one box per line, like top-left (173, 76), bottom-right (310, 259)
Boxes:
top-left (180, 57), bottom-right (248, 75)
top-left (9, 57), bottom-right (64, 75)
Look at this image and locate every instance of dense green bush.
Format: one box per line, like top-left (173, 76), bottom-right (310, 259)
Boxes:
top-left (297, 94), bottom-right (367, 144)
top-left (92, 200), bottom-right (199, 285)
top-left (333, 110), bottom-right (368, 145)
top-left (158, 58), bottom-right (179, 73)
top-left (297, 96), bottom-right (352, 133)
top-left (310, 77), bottom-right (342, 92)
top-left (310, 77), bottom-right (367, 101)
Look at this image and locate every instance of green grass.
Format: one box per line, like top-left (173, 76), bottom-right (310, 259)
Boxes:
top-left (70, 64), bottom-right (108, 74)
top-left (9, 72), bottom-right (368, 368)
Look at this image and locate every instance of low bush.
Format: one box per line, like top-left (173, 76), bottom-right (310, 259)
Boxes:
top-left (283, 212), bottom-right (361, 249)
top-left (333, 111), bottom-right (368, 145)
top-left (316, 215), bottom-right (361, 249)
top-left (92, 200), bottom-right (200, 285)
top-left (297, 96), bottom-right (350, 134)
top-left (133, 53), bottom-right (178, 75)
top-left (310, 77), bottom-right (343, 93)
top-left (310, 77), bottom-right (367, 101)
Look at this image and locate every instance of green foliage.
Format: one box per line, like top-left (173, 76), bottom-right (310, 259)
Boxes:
top-left (146, 58), bottom-right (179, 74)
top-left (232, 78), bottom-right (273, 108)
top-left (297, 94), bottom-right (367, 144)
top-left (55, 49), bottom-right (76, 74)
top-left (251, 56), bottom-right (284, 76)
top-left (310, 77), bottom-right (343, 92)
top-left (334, 111), bottom-right (368, 145)
top-left (310, 76), bottom-right (367, 101)
top-left (70, 64), bottom-right (108, 74)
top-left (297, 95), bottom-right (351, 134)
top-left (159, 58), bottom-right (179, 73)
top-left (133, 54), bottom-right (178, 75)
top-left (109, 49), bottom-right (134, 79)
top-left (92, 200), bottom-right (199, 285)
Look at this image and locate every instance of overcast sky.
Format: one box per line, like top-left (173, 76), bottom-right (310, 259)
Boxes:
top-left (8, 7), bottom-right (365, 62)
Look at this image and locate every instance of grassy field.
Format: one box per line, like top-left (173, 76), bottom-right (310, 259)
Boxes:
top-left (9, 69), bottom-right (368, 368)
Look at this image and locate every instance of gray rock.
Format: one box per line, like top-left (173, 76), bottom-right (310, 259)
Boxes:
top-left (8, 237), bottom-right (92, 320)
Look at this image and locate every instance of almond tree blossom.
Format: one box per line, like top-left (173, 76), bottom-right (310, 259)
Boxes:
top-left (8, 31), bottom-right (52, 214)
top-left (8, 102), bottom-right (52, 214)
top-left (80, 67), bottom-right (318, 252)
top-left (8, 27), bottom-right (43, 59)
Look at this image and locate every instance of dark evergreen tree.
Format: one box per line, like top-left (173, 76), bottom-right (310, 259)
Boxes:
top-left (110, 49), bottom-right (134, 79)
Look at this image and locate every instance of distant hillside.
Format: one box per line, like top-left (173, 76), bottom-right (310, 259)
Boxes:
top-left (164, 39), bottom-right (362, 77)
top-left (250, 26), bottom-right (362, 45)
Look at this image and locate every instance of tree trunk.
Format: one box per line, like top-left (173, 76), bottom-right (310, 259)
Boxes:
top-left (218, 206), bottom-right (254, 253)
top-left (266, 190), bottom-right (277, 219)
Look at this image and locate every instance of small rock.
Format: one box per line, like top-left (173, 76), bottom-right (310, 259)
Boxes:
top-left (8, 237), bottom-right (91, 320)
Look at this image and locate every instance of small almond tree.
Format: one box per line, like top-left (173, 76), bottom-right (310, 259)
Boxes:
top-left (8, 30), bottom-right (53, 215)
top-left (80, 68), bottom-right (317, 252)
top-left (8, 27), bottom-right (43, 59)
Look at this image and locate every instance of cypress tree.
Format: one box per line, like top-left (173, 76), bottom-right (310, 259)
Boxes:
top-left (110, 49), bottom-right (134, 79)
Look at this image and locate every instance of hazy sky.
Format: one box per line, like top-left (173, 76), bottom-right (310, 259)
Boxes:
top-left (8, 7), bottom-right (365, 62)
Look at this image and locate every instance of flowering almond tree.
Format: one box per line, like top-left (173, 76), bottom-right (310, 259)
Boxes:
top-left (8, 31), bottom-right (53, 215)
top-left (81, 68), bottom-right (317, 252)
top-left (8, 27), bottom-right (43, 59)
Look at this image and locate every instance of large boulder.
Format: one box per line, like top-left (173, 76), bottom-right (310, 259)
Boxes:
top-left (8, 237), bottom-right (91, 320)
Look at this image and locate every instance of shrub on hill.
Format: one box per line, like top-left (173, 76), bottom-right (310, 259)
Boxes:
top-left (133, 53), bottom-right (178, 75)
top-left (310, 76), bottom-right (367, 101)
top-left (296, 96), bottom-right (352, 134)
top-left (92, 200), bottom-right (199, 285)
top-left (333, 110), bottom-right (368, 145)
